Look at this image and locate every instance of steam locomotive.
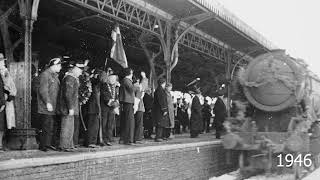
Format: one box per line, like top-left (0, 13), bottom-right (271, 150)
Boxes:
top-left (222, 50), bottom-right (320, 179)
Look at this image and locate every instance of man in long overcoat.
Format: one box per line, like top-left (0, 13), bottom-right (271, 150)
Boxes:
top-left (152, 78), bottom-right (169, 142)
top-left (37, 57), bottom-right (62, 151)
top-left (85, 70), bottom-right (101, 148)
top-left (59, 62), bottom-right (84, 151)
top-left (190, 88), bottom-right (203, 138)
top-left (213, 92), bottom-right (227, 139)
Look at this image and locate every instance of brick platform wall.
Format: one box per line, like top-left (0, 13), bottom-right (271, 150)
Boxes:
top-left (0, 141), bottom-right (238, 180)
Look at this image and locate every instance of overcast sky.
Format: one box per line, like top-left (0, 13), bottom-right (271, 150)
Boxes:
top-left (217, 0), bottom-right (320, 75)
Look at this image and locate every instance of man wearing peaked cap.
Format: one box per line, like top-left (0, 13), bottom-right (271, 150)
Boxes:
top-left (58, 60), bottom-right (85, 151)
top-left (69, 61), bottom-right (87, 147)
top-left (37, 57), bottom-right (62, 151)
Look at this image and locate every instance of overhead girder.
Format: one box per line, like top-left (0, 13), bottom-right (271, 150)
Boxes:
top-left (65, 0), bottom-right (168, 37)
top-left (179, 31), bottom-right (229, 63)
top-left (64, 0), bottom-right (245, 63)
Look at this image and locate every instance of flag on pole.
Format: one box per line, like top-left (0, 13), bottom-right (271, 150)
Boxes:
top-left (110, 24), bottom-right (128, 68)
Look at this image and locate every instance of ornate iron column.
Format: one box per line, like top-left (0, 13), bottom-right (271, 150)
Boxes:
top-left (7, 0), bottom-right (40, 150)
top-left (19, 0), bottom-right (40, 128)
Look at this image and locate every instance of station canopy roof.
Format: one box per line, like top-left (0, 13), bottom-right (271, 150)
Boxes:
top-left (9, 0), bottom-right (278, 95)
top-left (138, 0), bottom-right (277, 56)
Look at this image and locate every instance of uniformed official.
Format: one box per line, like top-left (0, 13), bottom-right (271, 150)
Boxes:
top-left (37, 57), bottom-right (62, 151)
top-left (59, 61), bottom-right (84, 152)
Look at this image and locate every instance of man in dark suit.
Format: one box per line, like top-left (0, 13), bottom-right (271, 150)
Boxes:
top-left (101, 74), bottom-right (119, 146)
top-left (202, 99), bottom-right (212, 133)
top-left (143, 88), bottom-right (153, 139)
top-left (213, 92), bottom-right (227, 139)
top-left (190, 88), bottom-right (203, 138)
top-left (85, 70), bottom-right (101, 148)
top-left (119, 68), bottom-right (135, 145)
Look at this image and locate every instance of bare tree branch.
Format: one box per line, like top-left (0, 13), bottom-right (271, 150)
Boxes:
top-left (139, 31), bottom-right (164, 89)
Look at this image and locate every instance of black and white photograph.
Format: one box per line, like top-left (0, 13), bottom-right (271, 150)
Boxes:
top-left (0, 0), bottom-right (319, 179)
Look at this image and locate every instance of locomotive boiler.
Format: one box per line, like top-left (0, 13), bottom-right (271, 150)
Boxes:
top-left (222, 50), bottom-right (320, 179)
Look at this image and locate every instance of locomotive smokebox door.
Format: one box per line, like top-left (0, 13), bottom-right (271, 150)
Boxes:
top-left (242, 51), bottom-right (304, 112)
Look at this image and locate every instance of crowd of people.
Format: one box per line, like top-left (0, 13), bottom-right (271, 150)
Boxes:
top-left (0, 54), bottom-right (227, 152)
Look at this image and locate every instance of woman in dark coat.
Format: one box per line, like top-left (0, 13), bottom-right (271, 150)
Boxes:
top-left (190, 89), bottom-right (203, 138)
top-left (152, 78), bottom-right (169, 142)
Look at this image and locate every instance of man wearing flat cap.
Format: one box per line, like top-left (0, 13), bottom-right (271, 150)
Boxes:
top-left (59, 61), bottom-right (84, 151)
top-left (37, 57), bottom-right (62, 151)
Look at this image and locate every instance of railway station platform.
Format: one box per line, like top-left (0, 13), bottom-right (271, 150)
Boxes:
top-left (0, 133), bottom-right (238, 180)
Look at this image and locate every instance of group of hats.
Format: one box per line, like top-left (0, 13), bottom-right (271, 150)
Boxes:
top-left (48, 56), bottom-right (88, 69)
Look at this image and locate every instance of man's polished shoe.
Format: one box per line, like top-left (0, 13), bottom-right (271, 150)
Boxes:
top-left (46, 145), bottom-right (57, 151)
top-left (99, 142), bottom-right (107, 146)
top-left (62, 148), bottom-right (75, 152)
top-left (88, 144), bottom-right (100, 148)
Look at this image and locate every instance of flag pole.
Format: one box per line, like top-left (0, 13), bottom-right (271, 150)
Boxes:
top-left (104, 57), bottom-right (108, 71)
